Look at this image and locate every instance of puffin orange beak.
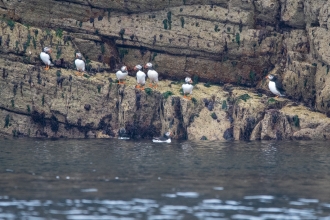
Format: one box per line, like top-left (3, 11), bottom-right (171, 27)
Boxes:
top-left (265, 75), bottom-right (268, 79)
top-left (190, 80), bottom-right (193, 83)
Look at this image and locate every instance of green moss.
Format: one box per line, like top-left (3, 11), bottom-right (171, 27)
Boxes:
top-left (191, 97), bottom-right (197, 104)
top-left (167, 11), bottom-right (172, 29)
top-left (180, 17), bottom-right (185, 28)
top-left (211, 112), bottom-right (217, 120)
top-left (118, 49), bottom-right (128, 62)
top-left (4, 115), bottom-right (10, 128)
top-left (238, 94), bottom-right (251, 102)
top-left (293, 115), bottom-right (300, 127)
top-left (27, 105), bottom-right (31, 113)
top-left (152, 52), bottom-right (158, 61)
top-left (227, 27), bottom-right (231, 32)
top-left (214, 25), bottom-right (220, 32)
top-left (11, 99), bottom-right (14, 108)
top-left (145, 88), bottom-right (153, 95)
top-left (162, 91), bottom-right (174, 99)
top-left (83, 74), bottom-right (90, 79)
top-left (235, 33), bottom-right (240, 46)
top-left (97, 85), bottom-right (102, 93)
top-left (203, 82), bottom-right (211, 87)
top-left (312, 63), bottom-right (317, 67)
top-left (56, 70), bottom-right (61, 77)
top-left (79, 21), bottom-right (83, 27)
top-left (32, 37), bottom-right (36, 49)
top-left (6, 19), bottom-right (15, 30)
top-left (56, 47), bottom-right (62, 59)
top-left (267, 98), bottom-right (276, 104)
top-left (34, 29), bottom-right (38, 37)
top-left (163, 19), bottom-right (168, 30)
top-left (56, 28), bottom-right (63, 38)
top-left (23, 32), bottom-right (32, 53)
top-left (222, 100), bottom-right (227, 110)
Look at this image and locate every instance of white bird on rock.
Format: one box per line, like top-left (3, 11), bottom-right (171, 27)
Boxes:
top-left (40, 47), bottom-right (54, 71)
top-left (144, 62), bottom-right (158, 89)
top-left (116, 66), bottom-right (128, 85)
top-left (134, 64), bottom-right (146, 90)
top-left (182, 77), bottom-right (194, 100)
top-left (74, 53), bottom-right (85, 76)
top-left (266, 74), bottom-right (285, 98)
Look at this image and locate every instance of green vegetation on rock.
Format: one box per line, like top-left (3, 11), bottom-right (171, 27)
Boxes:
top-left (238, 94), bottom-right (251, 102)
top-left (293, 115), bottom-right (300, 127)
top-left (162, 91), bottom-right (174, 99)
top-left (145, 88), bottom-right (153, 95)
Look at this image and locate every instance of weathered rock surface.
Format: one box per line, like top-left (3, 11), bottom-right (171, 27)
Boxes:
top-left (1, 0), bottom-right (330, 140)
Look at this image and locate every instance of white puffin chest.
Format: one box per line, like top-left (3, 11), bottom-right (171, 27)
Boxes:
top-left (136, 70), bottom-right (146, 84)
top-left (75, 59), bottom-right (85, 71)
top-left (268, 81), bottom-right (280, 96)
top-left (116, 70), bottom-right (128, 80)
top-left (147, 70), bottom-right (158, 82)
top-left (182, 84), bottom-right (193, 94)
top-left (40, 52), bottom-right (51, 65)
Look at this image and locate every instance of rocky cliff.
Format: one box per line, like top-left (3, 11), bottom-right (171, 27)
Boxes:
top-left (1, 0), bottom-right (330, 140)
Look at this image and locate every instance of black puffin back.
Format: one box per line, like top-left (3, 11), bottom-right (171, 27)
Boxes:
top-left (272, 75), bottom-right (285, 94)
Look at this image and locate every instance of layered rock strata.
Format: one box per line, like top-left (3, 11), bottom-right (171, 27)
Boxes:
top-left (0, 0), bottom-right (330, 140)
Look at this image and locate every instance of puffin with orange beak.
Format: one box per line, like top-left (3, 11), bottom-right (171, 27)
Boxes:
top-left (74, 53), bottom-right (85, 76)
top-left (134, 64), bottom-right (146, 90)
top-left (182, 76), bottom-right (194, 100)
top-left (116, 66), bottom-right (128, 85)
top-left (40, 47), bottom-right (54, 71)
top-left (265, 74), bottom-right (285, 98)
top-left (144, 62), bottom-right (158, 88)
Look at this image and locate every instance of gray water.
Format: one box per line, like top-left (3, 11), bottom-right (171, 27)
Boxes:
top-left (0, 138), bottom-right (330, 219)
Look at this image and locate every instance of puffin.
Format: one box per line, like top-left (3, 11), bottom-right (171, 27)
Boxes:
top-left (182, 77), bottom-right (194, 100)
top-left (144, 62), bottom-right (158, 88)
top-left (152, 131), bottom-right (171, 143)
top-left (118, 127), bottom-right (130, 140)
top-left (266, 74), bottom-right (285, 97)
top-left (116, 66), bottom-right (128, 84)
top-left (40, 47), bottom-right (54, 70)
top-left (134, 64), bottom-right (146, 90)
top-left (74, 53), bottom-right (85, 76)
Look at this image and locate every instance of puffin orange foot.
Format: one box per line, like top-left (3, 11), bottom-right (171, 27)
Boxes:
top-left (44, 66), bottom-right (49, 71)
top-left (136, 85), bottom-right (141, 89)
top-left (149, 83), bottom-right (153, 87)
top-left (118, 81), bottom-right (125, 85)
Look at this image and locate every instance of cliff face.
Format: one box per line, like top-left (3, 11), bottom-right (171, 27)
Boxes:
top-left (1, 0), bottom-right (330, 140)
